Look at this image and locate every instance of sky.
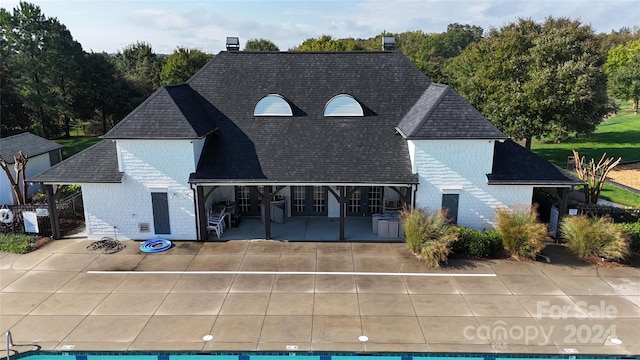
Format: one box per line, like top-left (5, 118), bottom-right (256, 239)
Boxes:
top-left (1, 0), bottom-right (639, 54)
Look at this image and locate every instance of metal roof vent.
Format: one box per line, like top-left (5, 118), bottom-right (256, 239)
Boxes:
top-left (226, 37), bottom-right (240, 51)
top-left (382, 36), bottom-right (395, 51)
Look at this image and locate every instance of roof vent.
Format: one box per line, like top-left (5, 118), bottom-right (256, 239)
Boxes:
top-left (382, 36), bottom-right (395, 51)
top-left (226, 37), bottom-right (240, 51)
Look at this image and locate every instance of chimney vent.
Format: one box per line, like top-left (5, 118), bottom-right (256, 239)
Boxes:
top-left (226, 37), bottom-right (240, 51)
top-left (382, 36), bottom-right (395, 51)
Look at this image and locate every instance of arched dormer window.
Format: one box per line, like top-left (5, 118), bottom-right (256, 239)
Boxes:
top-left (324, 94), bottom-right (364, 117)
top-left (254, 94), bottom-right (293, 116)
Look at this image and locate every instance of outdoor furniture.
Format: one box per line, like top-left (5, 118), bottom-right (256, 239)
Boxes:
top-left (207, 206), bottom-right (226, 239)
top-left (260, 199), bottom-right (286, 224)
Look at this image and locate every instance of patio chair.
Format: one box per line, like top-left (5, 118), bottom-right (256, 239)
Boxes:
top-left (207, 206), bottom-right (226, 239)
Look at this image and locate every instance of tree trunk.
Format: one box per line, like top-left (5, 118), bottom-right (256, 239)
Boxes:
top-left (64, 114), bottom-right (71, 138)
top-left (102, 110), bottom-right (108, 134)
top-left (524, 137), bottom-right (532, 149)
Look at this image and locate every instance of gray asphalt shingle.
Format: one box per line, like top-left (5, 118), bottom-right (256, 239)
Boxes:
top-left (487, 140), bottom-right (581, 185)
top-left (397, 84), bottom-right (507, 139)
top-left (0, 133), bottom-right (62, 163)
top-left (28, 140), bottom-right (122, 184)
top-left (188, 51), bottom-right (428, 184)
top-left (103, 84), bottom-right (217, 139)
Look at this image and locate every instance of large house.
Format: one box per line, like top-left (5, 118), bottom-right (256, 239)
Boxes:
top-left (1, 132), bottom-right (62, 205)
top-left (31, 47), bottom-right (578, 241)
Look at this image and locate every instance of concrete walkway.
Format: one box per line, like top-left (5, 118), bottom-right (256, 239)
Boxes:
top-left (1, 240), bottom-right (639, 355)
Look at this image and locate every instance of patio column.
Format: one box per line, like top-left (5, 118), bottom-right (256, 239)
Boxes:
top-left (196, 186), bottom-right (208, 241)
top-left (44, 184), bottom-right (61, 239)
top-left (339, 186), bottom-right (346, 241)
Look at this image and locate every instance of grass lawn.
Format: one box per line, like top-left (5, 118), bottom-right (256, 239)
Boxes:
top-left (531, 101), bottom-right (640, 208)
top-left (596, 183), bottom-right (640, 208)
top-left (532, 102), bottom-right (640, 166)
top-left (55, 136), bottom-right (101, 159)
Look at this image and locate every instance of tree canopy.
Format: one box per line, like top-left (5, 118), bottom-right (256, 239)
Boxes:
top-left (447, 17), bottom-right (611, 147)
top-left (244, 38), bottom-right (280, 51)
top-left (113, 41), bottom-right (164, 100)
top-left (160, 47), bottom-right (212, 85)
top-left (1, 1), bottom-right (85, 138)
top-left (605, 39), bottom-right (640, 113)
top-left (1, 2), bottom-right (637, 141)
top-left (0, 2), bottom-right (149, 138)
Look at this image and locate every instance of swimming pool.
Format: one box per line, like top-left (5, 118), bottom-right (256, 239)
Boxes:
top-left (7, 353), bottom-right (639, 360)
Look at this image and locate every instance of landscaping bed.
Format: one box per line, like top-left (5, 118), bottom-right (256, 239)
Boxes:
top-left (608, 161), bottom-right (640, 191)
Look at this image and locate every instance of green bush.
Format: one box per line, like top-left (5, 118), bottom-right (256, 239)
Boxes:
top-left (454, 227), bottom-right (490, 257)
top-left (495, 205), bottom-right (547, 259)
top-left (619, 221), bottom-right (640, 253)
top-left (560, 215), bottom-right (629, 261)
top-left (0, 233), bottom-right (38, 254)
top-left (400, 207), bottom-right (459, 267)
top-left (484, 229), bottom-right (504, 256)
top-left (452, 227), bottom-right (505, 258)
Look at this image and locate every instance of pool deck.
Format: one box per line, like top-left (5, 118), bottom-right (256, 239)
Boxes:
top-left (1, 239), bottom-right (639, 356)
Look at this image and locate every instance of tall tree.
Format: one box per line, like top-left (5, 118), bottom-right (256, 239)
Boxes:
top-left (1, 2), bottom-right (84, 138)
top-left (244, 38), bottom-right (279, 52)
top-left (605, 39), bottom-right (640, 113)
top-left (160, 47), bottom-right (212, 85)
top-left (291, 35), bottom-right (367, 51)
top-left (74, 52), bottom-right (141, 134)
top-left (416, 24), bottom-right (483, 83)
top-left (112, 41), bottom-right (163, 101)
top-left (447, 17), bottom-right (611, 148)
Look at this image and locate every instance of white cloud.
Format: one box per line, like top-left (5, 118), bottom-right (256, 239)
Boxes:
top-left (2, 0), bottom-right (637, 54)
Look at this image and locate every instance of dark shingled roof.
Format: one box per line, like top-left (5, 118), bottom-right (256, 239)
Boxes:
top-left (397, 84), bottom-right (507, 140)
top-left (188, 51), bottom-right (428, 184)
top-left (488, 140), bottom-right (581, 186)
top-left (28, 140), bottom-right (123, 184)
top-left (0, 133), bottom-right (62, 163)
top-left (103, 84), bottom-right (217, 139)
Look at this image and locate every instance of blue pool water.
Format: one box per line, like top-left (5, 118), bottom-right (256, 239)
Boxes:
top-left (8, 353), bottom-right (639, 360)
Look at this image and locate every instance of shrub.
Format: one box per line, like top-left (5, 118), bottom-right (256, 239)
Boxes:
top-left (452, 227), bottom-right (505, 258)
top-left (454, 227), bottom-right (490, 257)
top-left (619, 221), bottom-right (640, 254)
top-left (0, 233), bottom-right (38, 254)
top-left (560, 215), bottom-right (629, 261)
top-left (484, 229), bottom-right (504, 256)
top-left (400, 207), bottom-right (458, 267)
top-left (495, 205), bottom-right (547, 259)
top-left (400, 207), bottom-right (428, 253)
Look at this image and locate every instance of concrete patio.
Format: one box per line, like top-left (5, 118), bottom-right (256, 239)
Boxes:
top-left (1, 240), bottom-right (639, 355)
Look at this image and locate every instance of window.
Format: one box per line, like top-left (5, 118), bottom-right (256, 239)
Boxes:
top-left (254, 94), bottom-right (293, 116)
top-left (324, 94), bottom-right (364, 117)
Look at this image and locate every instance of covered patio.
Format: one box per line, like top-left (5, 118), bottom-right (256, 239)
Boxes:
top-left (193, 184), bottom-right (414, 242)
top-left (206, 216), bottom-right (404, 242)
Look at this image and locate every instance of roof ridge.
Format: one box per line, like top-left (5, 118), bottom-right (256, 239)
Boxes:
top-left (404, 83), bottom-right (450, 137)
top-left (103, 86), bottom-right (170, 138)
top-left (220, 51), bottom-right (399, 55)
top-left (422, 83), bottom-right (450, 120)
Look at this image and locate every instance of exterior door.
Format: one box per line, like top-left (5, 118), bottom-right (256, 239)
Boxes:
top-left (347, 186), bottom-right (383, 216)
top-left (151, 192), bottom-right (171, 234)
top-left (291, 186), bottom-right (327, 216)
top-left (442, 193), bottom-right (459, 225)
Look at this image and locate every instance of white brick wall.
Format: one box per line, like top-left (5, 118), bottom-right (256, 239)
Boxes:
top-left (409, 139), bottom-right (534, 230)
top-left (83, 139), bottom-right (198, 240)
